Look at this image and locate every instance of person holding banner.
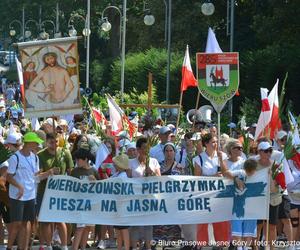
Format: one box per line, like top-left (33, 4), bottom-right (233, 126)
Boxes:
top-left (37, 133), bottom-right (74, 250)
top-left (255, 141), bottom-right (282, 250)
top-left (193, 133), bottom-right (231, 247)
top-left (129, 137), bottom-right (161, 250)
top-left (111, 154), bottom-right (130, 250)
top-left (71, 148), bottom-right (99, 250)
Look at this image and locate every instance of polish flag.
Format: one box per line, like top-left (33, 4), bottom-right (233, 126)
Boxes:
top-left (92, 108), bottom-right (107, 124)
top-left (15, 56), bottom-right (25, 105)
top-left (254, 88), bottom-right (271, 140)
top-left (255, 80), bottom-right (281, 140)
top-left (95, 143), bottom-right (110, 169)
top-left (107, 95), bottom-right (123, 135)
top-left (180, 45), bottom-right (197, 92)
top-left (268, 81), bottom-right (281, 139)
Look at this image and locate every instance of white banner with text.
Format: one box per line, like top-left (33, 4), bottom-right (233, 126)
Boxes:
top-left (39, 168), bottom-right (269, 225)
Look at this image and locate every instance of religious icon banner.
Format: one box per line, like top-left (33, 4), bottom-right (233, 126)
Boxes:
top-left (39, 168), bottom-right (269, 225)
top-left (17, 37), bottom-right (82, 118)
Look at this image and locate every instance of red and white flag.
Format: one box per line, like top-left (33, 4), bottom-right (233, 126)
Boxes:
top-left (254, 88), bottom-right (271, 140)
top-left (255, 80), bottom-right (281, 140)
top-left (107, 95), bottom-right (136, 139)
top-left (92, 108), bottom-right (107, 125)
top-left (268, 81), bottom-right (281, 139)
top-left (107, 95), bottom-right (123, 135)
top-left (180, 45), bottom-right (197, 92)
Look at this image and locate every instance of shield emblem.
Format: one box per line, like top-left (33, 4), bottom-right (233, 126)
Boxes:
top-left (196, 52), bottom-right (239, 112)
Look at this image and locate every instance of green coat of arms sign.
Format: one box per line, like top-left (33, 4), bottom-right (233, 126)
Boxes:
top-left (196, 52), bottom-right (239, 113)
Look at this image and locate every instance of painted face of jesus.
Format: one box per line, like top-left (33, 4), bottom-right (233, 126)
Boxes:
top-left (45, 55), bottom-right (57, 67)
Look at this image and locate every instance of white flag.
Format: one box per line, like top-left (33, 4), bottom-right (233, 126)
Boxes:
top-left (205, 27), bottom-right (223, 53)
top-left (95, 143), bottom-right (110, 169)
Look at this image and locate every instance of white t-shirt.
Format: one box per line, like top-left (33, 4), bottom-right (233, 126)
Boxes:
top-left (193, 151), bottom-right (227, 176)
top-left (7, 151), bottom-right (39, 201)
top-left (226, 157), bottom-right (245, 171)
top-left (0, 160), bottom-right (8, 169)
top-left (112, 171), bottom-right (128, 179)
top-left (150, 143), bottom-right (165, 164)
top-left (129, 157), bottom-right (160, 178)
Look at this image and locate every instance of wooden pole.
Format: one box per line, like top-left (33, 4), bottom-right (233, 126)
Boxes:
top-left (192, 90), bottom-right (201, 131)
top-left (176, 91), bottom-right (183, 133)
top-left (52, 117), bottom-right (57, 161)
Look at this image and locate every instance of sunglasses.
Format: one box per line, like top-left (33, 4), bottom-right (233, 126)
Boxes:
top-left (233, 146), bottom-right (243, 150)
top-left (261, 148), bottom-right (273, 154)
top-left (280, 138), bottom-right (287, 142)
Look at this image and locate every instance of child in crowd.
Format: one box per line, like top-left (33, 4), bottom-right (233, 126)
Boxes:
top-left (111, 154), bottom-right (130, 250)
top-left (71, 148), bottom-right (99, 250)
top-left (230, 158), bottom-right (258, 250)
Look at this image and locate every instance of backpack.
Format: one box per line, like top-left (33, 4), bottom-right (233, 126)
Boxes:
top-left (12, 153), bottom-right (38, 176)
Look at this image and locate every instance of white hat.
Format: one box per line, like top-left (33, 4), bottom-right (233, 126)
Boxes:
top-left (58, 119), bottom-right (68, 126)
top-left (191, 132), bottom-right (202, 141)
top-left (44, 118), bottom-right (58, 128)
top-left (154, 125), bottom-right (161, 129)
top-left (167, 124), bottom-right (175, 130)
top-left (276, 130), bottom-right (288, 140)
top-left (4, 133), bottom-right (22, 145)
top-left (258, 141), bottom-right (272, 151)
top-left (119, 139), bottom-right (131, 147)
top-left (126, 142), bottom-right (136, 151)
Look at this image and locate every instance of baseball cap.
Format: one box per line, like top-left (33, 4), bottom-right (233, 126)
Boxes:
top-left (257, 141), bottom-right (272, 151)
top-left (4, 133), bottom-right (22, 145)
top-left (23, 132), bottom-right (44, 144)
top-left (227, 122), bottom-right (236, 129)
top-left (159, 126), bottom-right (171, 135)
top-left (276, 130), bottom-right (287, 140)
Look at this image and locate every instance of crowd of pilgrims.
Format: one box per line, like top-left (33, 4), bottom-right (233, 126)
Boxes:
top-left (0, 91), bottom-right (299, 250)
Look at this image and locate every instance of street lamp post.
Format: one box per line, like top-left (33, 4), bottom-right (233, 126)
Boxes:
top-left (100, 1), bottom-right (127, 102)
top-left (68, 7), bottom-right (91, 89)
top-left (227, 0), bottom-right (235, 121)
top-left (24, 19), bottom-right (40, 39)
top-left (165, 0), bottom-right (172, 104)
top-left (9, 6), bottom-right (25, 41)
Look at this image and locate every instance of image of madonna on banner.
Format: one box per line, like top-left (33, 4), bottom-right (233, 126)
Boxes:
top-left (17, 37), bottom-right (82, 118)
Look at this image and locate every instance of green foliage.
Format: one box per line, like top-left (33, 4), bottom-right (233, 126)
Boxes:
top-left (239, 97), bottom-right (260, 126)
top-left (108, 48), bottom-right (186, 105)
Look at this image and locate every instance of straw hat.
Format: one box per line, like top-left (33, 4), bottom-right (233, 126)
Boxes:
top-left (113, 154), bottom-right (129, 170)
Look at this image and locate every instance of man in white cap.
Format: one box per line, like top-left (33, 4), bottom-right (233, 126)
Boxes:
top-left (149, 126), bottom-right (171, 165)
top-left (273, 130), bottom-right (288, 151)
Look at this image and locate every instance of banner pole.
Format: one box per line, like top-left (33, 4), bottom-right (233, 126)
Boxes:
top-left (192, 90), bottom-right (200, 131)
top-left (265, 173), bottom-right (271, 249)
top-left (217, 112), bottom-right (221, 149)
top-left (176, 91), bottom-right (183, 133)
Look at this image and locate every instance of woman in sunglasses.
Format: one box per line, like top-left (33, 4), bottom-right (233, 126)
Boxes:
top-left (256, 141), bottom-right (282, 250)
top-left (194, 133), bottom-right (231, 247)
